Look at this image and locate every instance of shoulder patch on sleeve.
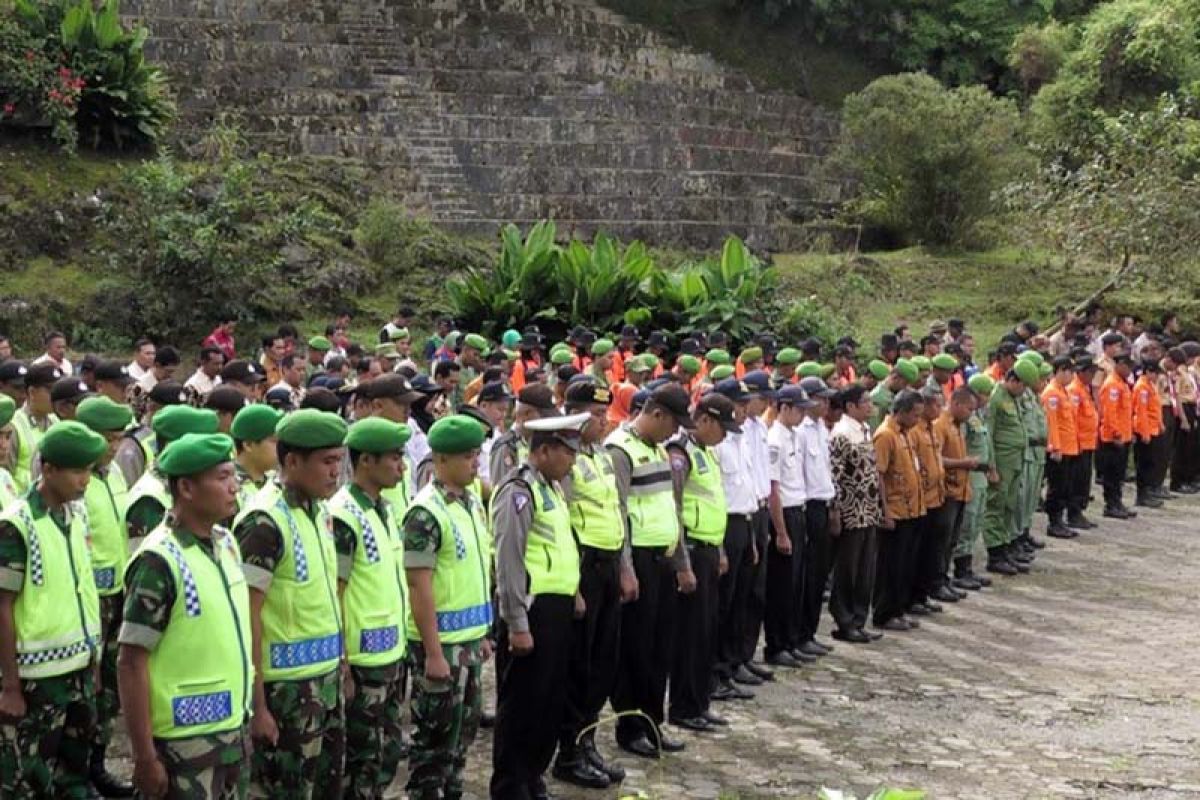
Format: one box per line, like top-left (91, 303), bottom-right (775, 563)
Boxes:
top-left (1048, 396), bottom-right (1059, 409)
top-left (1110, 388), bottom-right (1120, 400)
top-left (512, 492), bottom-right (529, 514)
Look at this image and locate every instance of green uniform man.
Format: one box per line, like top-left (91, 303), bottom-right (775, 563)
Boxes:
top-left (0, 395), bottom-right (20, 509)
top-left (1015, 355), bottom-right (1051, 553)
top-left (75, 396), bottom-right (138, 797)
top-left (0, 421), bottom-right (106, 798)
top-left (870, 359), bottom-right (916, 431)
top-left (127, 406), bottom-right (222, 550)
top-left (589, 339), bottom-right (615, 389)
top-left (951, 374), bottom-right (997, 589)
top-left (983, 360), bottom-right (1038, 576)
top-left (403, 415), bottom-right (493, 800)
top-left (229, 404), bottom-right (283, 513)
top-left (329, 418), bottom-right (412, 800)
top-left (118, 433), bottom-right (253, 800)
top-left (233, 409), bottom-right (347, 799)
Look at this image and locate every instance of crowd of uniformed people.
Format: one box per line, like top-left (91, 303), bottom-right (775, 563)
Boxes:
top-left (0, 306), bottom-right (1190, 799)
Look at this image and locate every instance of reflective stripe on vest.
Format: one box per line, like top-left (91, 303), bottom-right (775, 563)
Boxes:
top-left (521, 471), bottom-right (580, 597)
top-left (404, 483), bottom-right (492, 644)
top-left (681, 439), bottom-right (728, 545)
top-left (567, 449), bottom-right (623, 551)
top-left (605, 427), bottom-right (679, 548)
top-left (331, 488), bottom-right (407, 667)
top-left (2, 499), bottom-right (100, 678)
top-left (11, 409), bottom-right (54, 493)
top-left (139, 525), bottom-right (253, 738)
top-left (86, 467), bottom-right (129, 595)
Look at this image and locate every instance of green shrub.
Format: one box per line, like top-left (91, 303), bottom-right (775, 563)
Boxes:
top-left (835, 72), bottom-right (1032, 247)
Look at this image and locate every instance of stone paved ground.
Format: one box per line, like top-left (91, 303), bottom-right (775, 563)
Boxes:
top-left (110, 491), bottom-right (1200, 799)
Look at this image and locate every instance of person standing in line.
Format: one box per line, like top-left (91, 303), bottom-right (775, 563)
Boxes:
top-left (794, 377), bottom-right (838, 658)
top-left (872, 390), bottom-right (926, 631)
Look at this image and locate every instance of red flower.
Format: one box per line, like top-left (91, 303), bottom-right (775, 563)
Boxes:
top-left (3, 104), bottom-right (14, 116)
top-left (58, 66), bottom-right (72, 78)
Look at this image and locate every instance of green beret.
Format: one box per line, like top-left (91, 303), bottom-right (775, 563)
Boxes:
top-left (463, 333), bottom-right (489, 353)
top-left (775, 348), bottom-right (801, 366)
top-left (739, 347), bottom-right (763, 364)
top-left (389, 326), bottom-right (411, 342)
top-left (276, 409), bottom-right (347, 449)
top-left (931, 354), bottom-right (958, 371)
top-left (1018, 350), bottom-right (1044, 366)
top-left (550, 341), bottom-right (570, 356)
top-left (502, 329), bottom-right (521, 348)
top-left (157, 433), bottom-right (235, 478)
top-left (968, 374), bottom-right (995, 396)
top-left (0, 395), bottom-right (13, 429)
top-left (798, 362), bottom-right (822, 378)
top-left (895, 358), bottom-right (919, 384)
top-left (1038, 362), bottom-right (1053, 378)
top-left (710, 364), bottom-right (735, 381)
top-left (640, 353), bottom-right (661, 371)
top-left (820, 363), bottom-right (837, 379)
top-left (428, 414), bottom-right (486, 454)
top-left (705, 348), bottom-right (731, 366)
top-left (868, 359), bottom-right (890, 380)
top-left (677, 354), bottom-right (702, 375)
top-left (550, 349), bottom-right (574, 366)
top-left (39, 420), bottom-right (107, 469)
top-left (375, 343), bottom-right (400, 359)
top-left (153, 406), bottom-right (220, 443)
top-left (912, 355), bottom-right (932, 371)
top-left (76, 397), bottom-right (133, 433)
top-left (230, 404), bottom-right (284, 443)
top-left (308, 336), bottom-right (332, 352)
top-left (346, 417), bottom-right (412, 454)
top-left (1013, 359), bottom-right (1040, 386)
top-left (591, 338), bottom-right (615, 356)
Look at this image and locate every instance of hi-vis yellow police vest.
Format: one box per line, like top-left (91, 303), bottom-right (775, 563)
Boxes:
top-left (11, 409), bottom-right (56, 493)
top-left (516, 467), bottom-right (579, 596)
top-left (404, 482), bottom-right (492, 644)
top-left (680, 439), bottom-right (728, 545)
top-left (605, 427), bottom-right (679, 548)
top-left (330, 486), bottom-right (407, 667)
top-left (1, 497), bottom-right (100, 678)
top-left (567, 447), bottom-right (623, 551)
top-left (125, 470), bottom-right (171, 552)
top-left (380, 454), bottom-right (413, 518)
top-left (138, 524), bottom-right (252, 739)
top-left (85, 466), bottom-right (129, 596)
top-left (0, 468), bottom-right (18, 510)
top-left (237, 482), bottom-right (342, 682)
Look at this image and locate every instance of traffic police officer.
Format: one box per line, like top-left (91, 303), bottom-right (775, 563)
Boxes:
top-left (9, 362), bottom-right (61, 493)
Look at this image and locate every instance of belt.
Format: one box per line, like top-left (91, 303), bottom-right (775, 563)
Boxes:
top-left (579, 544), bottom-right (622, 561)
top-left (686, 538), bottom-right (718, 549)
top-left (632, 544), bottom-right (673, 556)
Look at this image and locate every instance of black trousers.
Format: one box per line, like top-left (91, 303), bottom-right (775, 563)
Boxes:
top-left (1096, 441), bottom-right (1129, 508)
top-left (1068, 449), bottom-right (1094, 515)
top-left (798, 500), bottom-right (832, 644)
top-left (909, 509), bottom-right (942, 608)
top-left (559, 546), bottom-right (622, 756)
top-left (1151, 411), bottom-right (1175, 489)
top-left (715, 513), bottom-right (754, 680)
top-left (873, 517), bottom-right (917, 626)
top-left (740, 507), bottom-right (771, 664)
top-left (935, 499), bottom-right (964, 585)
top-left (1171, 403), bottom-right (1198, 488)
top-left (764, 505), bottom-right (805, 657)
top-left (492, 594), bottom-right (575, 800)
top-left (669, 541), bottom-right (719, 720)
top-left (829, 525), bottom-right (877, 633)
top-left (613, 546), bottom-right (677, 743)
top-left (1045, 454), bottom-right (1074, 522)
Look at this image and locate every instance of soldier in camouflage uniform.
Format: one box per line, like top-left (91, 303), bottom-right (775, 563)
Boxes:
top-left (0, 421), bottom-right (107, 799)
top-left (118, 433), bottom-right (252, 800)
top-left (404, 415), bottom-right (493, 800)
top-left (229, 404), bottom-right (282, 514)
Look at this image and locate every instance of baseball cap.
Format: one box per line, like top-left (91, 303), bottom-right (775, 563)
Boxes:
top-left (367, 374), bottom-right (423, 405)
top-left (220, 360), bottom-right (265, 384)
top-left (517, 383), bottom-right (558, 416)
top-left (696, 393), bottom-right (741, 434)
top-left (148, 381), bottom-right (188, 406)
top-left (26, 363), bottom-right (63, 388)
top-left (712, 378), bottom-right (750, 403)
top-left (798, 377), bottom-right (835, 399)
top-left (776, 385), bottom-right (814, 408)
top-left (477, 381), bottom-right (514, 404)
top-left (94, 360), bottom-right (133, 385)
top-left (0, 361), bottom-right (28, 386)
top-left (649, 384), bottom-right (695, 430)
top-left (50, 377), bottom-right (92, 404)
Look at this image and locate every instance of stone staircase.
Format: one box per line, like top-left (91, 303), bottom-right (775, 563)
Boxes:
top-left (124, 0), bottom-right (846, 249)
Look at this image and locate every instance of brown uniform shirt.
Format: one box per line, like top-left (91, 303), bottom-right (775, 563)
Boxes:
top-left (910, 419), bottom-right (946, 511)
top-left (873, 417), bottom-right (926, 522)
top-left (933, 411), bottom-right (971, 503)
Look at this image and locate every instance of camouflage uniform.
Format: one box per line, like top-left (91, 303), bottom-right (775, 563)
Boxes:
top-left (0, 496), bottom-right (96, 799)
top-left (120, 527), bottom-right (250, 799)
top-left (125, 490), bottom-right (168, 544)
top-left (93, 593), bottom-right (122, 753)
top-left (332, 503), bottom-right (407, 800)
top-left (235, 505), bottom-right (345, 800)
top-left (403, 502), bottom-right (485, 800)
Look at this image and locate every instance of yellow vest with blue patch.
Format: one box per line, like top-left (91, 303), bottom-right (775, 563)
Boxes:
top-left (85, 466), bottom-right (129, 596)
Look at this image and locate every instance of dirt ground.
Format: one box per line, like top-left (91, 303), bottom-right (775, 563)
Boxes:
top-left (108, 490), bottom-right (1200, 799)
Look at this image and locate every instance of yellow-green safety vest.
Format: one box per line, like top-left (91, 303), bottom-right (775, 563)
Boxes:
top-left (0, 468), bottom-right (18, 510)
top-left (604, 427), bottom-right (679, 548)
top-left (330, 486), bottom-right (407, 667)
top-left (85, 466), bottom-right (129, 595)
top-left (0, 496), bottom-right (100, 678)
top-left (125, 471), bottom-right (171, 553)
top-left (380, 454), bottom-right (413, 517)
top-left (567, 447), bottom-right (623, 551)
top-left (680, 438), bottom-right (728, 545)
top-left (404, 482), bottom-right (492, 644)
top-left (236, 482), bottom-right (342, 682)
top-left (11, 409), bottom-right (56, 493)
top-left (136, 524), bottom-right (252, 739)
top-left (508, 466), bottom-right (579, 597)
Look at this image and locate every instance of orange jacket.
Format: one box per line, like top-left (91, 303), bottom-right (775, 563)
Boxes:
top-left (608, 381), bottom-right (637, 426)
top-left (1067, 376), bottom-right (1098, 451)
top-left (941, 371), bottom-right (965, 403)
top-left (1041, 381), bottom-right (1079, 456)
top-left (1098, 373), bottom-right (1133, 444)
top-left (1132, 374), bottom-right (1164, 441)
